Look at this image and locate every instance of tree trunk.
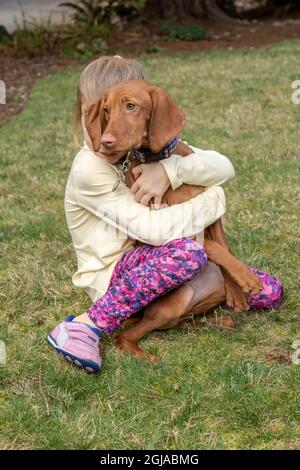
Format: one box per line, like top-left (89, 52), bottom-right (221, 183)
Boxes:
top-left (236, 1), bottom-right (300, 20)
top-left (143, 0), bottom-right (232, 20)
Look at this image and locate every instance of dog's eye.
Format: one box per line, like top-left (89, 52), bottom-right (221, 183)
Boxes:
top-left (127, 103), bottom-right (136, 111)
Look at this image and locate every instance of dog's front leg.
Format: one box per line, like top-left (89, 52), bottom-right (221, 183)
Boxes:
top-left (204, 220), bottom-right (261, 311)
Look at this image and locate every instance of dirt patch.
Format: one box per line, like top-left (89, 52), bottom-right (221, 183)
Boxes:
top-left (0, 56), bottom-right (81, 126)
top-left (108, 17), bottom-right (300, 55)
top-left (1, 17), bottom-right (300, 126)
top-left (262, 347), bottom-right (292, 365)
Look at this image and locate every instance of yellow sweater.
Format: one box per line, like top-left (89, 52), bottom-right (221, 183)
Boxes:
top-left (65, 142), bottom-right (235, 302)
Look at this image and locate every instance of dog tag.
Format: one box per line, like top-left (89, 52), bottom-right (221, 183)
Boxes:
top-left (112, 151), bottom-right (132, 192)
top-left (112, 172), bottom-right (124, 192)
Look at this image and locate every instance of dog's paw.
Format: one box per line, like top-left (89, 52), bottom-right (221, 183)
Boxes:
top-left (202, 315), bottom-right (235, 330)
top-left (146, 352), bottom-right (161, 363)
top-left (228, 263), bottom-right (261, 296)
top-left (224, 278), bottom-right (250, 313)
top-left (114, 335), bottom-right (160, 363)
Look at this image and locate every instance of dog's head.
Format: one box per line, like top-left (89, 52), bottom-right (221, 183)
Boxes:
top-left (83, 79), bottom-right (185, 162)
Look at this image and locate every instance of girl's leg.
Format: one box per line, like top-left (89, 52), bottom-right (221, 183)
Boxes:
top-left (87, 237), bottom-right (208, 335)
top-left (247, 267), bottom-right (284, 310)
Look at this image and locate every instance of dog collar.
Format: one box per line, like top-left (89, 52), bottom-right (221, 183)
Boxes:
top-left (132, 135), bottom-right (180, 163)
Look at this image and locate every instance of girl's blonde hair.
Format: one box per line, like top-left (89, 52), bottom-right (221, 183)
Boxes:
top-left (74, 55), bottom-right (146, 145)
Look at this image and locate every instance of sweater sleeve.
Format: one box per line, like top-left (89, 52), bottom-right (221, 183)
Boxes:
top-left (73, 159), bottom-right (226, 246)
top-left (159, 147), bottom-right (235, 190)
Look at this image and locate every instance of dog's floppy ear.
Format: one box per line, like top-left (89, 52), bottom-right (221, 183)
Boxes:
top-left (148, 87), bottom-right (185, 153)
top-left (84, 97), bottom-right (104, 153)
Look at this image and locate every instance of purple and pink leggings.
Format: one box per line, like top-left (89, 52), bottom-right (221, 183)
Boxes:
top-left (88, 238), bottom-right (283, 334)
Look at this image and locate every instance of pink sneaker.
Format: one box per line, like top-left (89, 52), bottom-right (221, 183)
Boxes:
top-left (47, 315), bottom-right (101, 373)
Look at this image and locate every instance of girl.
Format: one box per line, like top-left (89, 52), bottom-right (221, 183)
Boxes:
top-left (47, 56), bottom-right (283, 373)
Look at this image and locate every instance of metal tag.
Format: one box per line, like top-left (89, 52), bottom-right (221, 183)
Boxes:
top-left (112, 172), bottom-right (124, 192)
top-left (112, 151), bottom-right (132, 192)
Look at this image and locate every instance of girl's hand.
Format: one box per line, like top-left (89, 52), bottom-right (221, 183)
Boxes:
top-left (130, 162), bottom-right (170, 207)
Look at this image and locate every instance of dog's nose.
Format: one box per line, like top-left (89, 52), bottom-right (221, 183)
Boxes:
top-left (101, 133), bottom-right (116, 148)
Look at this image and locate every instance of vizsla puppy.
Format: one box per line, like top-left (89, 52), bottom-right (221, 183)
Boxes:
top-left (85, 79), bottom-right (261, 362)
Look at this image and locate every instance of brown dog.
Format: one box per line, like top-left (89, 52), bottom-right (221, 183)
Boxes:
top-left (85, 79), bottom-right (261, 362)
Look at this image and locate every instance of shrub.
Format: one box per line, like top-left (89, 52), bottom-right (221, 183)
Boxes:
top-left (159, 21), bottom-right (208, 41)
top-left (144, 44), bottom-right (162, 54)
top-left (0, 19), bottom-right (62, 57)
top-left (0, 25), bottom-right (10, 41)
top-left (0, 18), bottom-right (110, 58)
top-left (60, 0), bottom-right (145, 26)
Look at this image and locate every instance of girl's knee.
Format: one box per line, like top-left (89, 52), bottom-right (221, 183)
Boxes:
top-left (249, 269), bottom-right (284, 310)
top-left (190, 244), bottom-right (208, 273)
top-left (268, 277), bottom-right (284, 309)
top-left (168, 237), bottom-right (207, 275)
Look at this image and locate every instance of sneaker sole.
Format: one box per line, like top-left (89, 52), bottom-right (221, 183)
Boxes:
top-left (47, 334), bottom-right (100, 374)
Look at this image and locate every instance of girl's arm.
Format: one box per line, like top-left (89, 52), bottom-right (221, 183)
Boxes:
top-left (131, 146), bottom-right (235, 205)
top-left (160, 146), bottom-right (235, 190)
top-left (73, 160), bottom-right (226, 246)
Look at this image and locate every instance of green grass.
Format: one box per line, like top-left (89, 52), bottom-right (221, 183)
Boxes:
top-left (0, 40), bottom-right (300, 450)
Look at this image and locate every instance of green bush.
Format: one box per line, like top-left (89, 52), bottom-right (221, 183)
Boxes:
top-left (159, 21), bottom-right (208, 41)
top-left (0, 19), bottom-right (109, 58)
top-left (0, 25), bottom-right (10, 41)
top-left (1, 21), bottom-right (61, 57)
top-left (60, 0), bottom-right (145, 26)
top-left (144, 44), bottom-right (162, 54)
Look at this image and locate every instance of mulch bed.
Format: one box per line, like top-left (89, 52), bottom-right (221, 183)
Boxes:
top-left (0, 57), bottom-right (80, 126)
top-left (1, 17), bottom-right (300, 126)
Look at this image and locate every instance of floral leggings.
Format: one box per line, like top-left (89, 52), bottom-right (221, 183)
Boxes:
top-left (88, 238), bottom-right (283, 334)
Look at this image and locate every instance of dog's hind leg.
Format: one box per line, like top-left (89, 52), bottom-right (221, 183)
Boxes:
top-left (114, 262), bottom-right (227, 362)
top-left (114, 284), bottom-right (195, 362)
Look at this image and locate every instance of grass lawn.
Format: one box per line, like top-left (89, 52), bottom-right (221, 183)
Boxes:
top-left (0, 40), bottom-right (299, 450)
